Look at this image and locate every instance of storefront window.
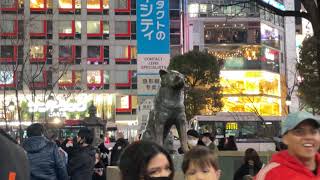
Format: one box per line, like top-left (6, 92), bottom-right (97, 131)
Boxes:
top-left (222, 96), bottom-right (280, 116)
top-left (220, 70), bottom-right (280, 96)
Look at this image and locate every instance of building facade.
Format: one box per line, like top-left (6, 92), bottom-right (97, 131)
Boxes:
top-left (0, 0), bottom-right (183, 138)
top-left (186, 0), bottom-right (289, 117)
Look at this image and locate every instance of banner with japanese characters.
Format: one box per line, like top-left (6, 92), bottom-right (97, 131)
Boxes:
top-left (137, 0), bottom-right (170, 54)
top-left (137, 0), bottom-right (170, 95)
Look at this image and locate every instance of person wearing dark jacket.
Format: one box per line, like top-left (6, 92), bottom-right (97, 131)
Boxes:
top-left (22, 123), bottom-right (68, 180)
top-left (234, 148), bottom-right (263, 180)
top-left (68, 127), bottom-right (95, 180)
top-left (110, 132), bottom-right (128, 166)
top-left (0, 129), bottom-right (30, 180)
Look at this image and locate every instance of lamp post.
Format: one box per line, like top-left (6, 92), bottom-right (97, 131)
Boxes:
top-left (285, 95), bottom-right (292, 114)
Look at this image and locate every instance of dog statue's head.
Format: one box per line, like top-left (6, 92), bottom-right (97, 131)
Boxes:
top-left (159, 69), bottom-right (185, 90)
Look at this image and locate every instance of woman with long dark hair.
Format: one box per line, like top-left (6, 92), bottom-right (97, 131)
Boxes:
top-left (119, 141), bottom-right (174, 180)
top-left (233, 148), bottom-right (263, 180)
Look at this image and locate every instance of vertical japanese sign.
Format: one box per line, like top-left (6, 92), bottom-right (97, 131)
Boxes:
top-left (137, 0), bottom-right (170, 95)
top-left (137, 0), bottom-right (170, 130)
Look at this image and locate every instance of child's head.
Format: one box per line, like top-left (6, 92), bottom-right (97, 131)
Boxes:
top-left (182, 146), bottom-right (220, 180)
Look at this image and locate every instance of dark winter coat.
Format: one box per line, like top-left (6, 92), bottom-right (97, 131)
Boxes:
top-left (92, 160), bottom-right (106, 180)
top-left (110, 138), bottom-right (128, 166)
top-left (234, 163), bottom-right (262, 180)
top-left (67, 145), bottom-right (95, 180)
top-left (22, 136), bottom-right (68, 180)
top-left (0, 129), bottom-right (30, 180)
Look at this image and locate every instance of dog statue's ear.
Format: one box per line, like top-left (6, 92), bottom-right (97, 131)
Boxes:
top-left (159, 69), bottom-right (168, 78)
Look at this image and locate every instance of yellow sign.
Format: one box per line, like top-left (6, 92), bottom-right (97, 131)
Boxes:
top-left (226, 122), bottom-right (238, 130)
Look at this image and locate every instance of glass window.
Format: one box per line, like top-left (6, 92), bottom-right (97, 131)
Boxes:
top-left (59, 71), bottom-right (73, 84)
top-left (30, 21), bottom-right (45, 34)
top-left (116, 95), bottom-right (130, 109)
top-left (87, 0), bottom-right (109, 9)
top-left (59, 21), bottom-right (73, 34)
top-left (115, 21), bottom-right (129, 35)
top-left (0, 46), bottom-right (14, 59)
top-left (59, 0), bottom-right (81, 8)
top-left (30, 0), bottom-right (52, 9)
top-left (115, 46), bottom-right (129, 59)
top-left (104, 71), bottom-right (109, 84)
top-left (59, 71), bottom-right (81, 84)
top-left (87, 71), bottom-right (102, 84)
top-left (59, 46), bottom-right (73, 60)
top-left (87, 21), bottom-right (101, 34)
top-left (30, 0), bottom-right (45, 8)
top-left (1, 0), bottom-right (16, 8)
top-left (0, 20), bottom-right (15, 33)
top-left (115, 0), bottom-right (127, 9)
top-left (115, 71), bottom-right (129, 84)
top-left (88, 46), bottom-right (101, 59)
top-left (30, 68), bottom-right (45, 82)
top-left (199, 4), bottom-right (207, 13)
top-left (0, 71), bottom-right (14, 85)
top-left (30, 46), bottom-right (45, 59)
top-left (75, 21), bottom-right (81, 33)
top-left (103, 21), bottom-right (109, 34)
top-left (131, 46), bottom-right (137, 59)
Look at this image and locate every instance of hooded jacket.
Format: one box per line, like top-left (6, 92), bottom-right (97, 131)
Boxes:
top-left (255, 150), bottom-right (320, 180)
top-left (0, 130), bottom-right (29, 180)
top-left (67, 145), bottom-right (95, 180)
top-left (22, 136), bottom-right (68, 180)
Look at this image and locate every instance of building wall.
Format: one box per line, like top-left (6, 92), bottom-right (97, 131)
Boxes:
top-left (0, 0), bottom-right (183, 136)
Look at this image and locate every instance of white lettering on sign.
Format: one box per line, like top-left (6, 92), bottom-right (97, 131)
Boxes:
top-left (140, 0), bottom-right (166, 41)
top-left (265, 48), bottom-right (275, 61)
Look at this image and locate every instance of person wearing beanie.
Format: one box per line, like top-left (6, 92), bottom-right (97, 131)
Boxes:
top-left (255, 111), bottom-right (320, 180)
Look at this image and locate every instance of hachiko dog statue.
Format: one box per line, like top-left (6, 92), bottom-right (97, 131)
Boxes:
top-left (142, 69), bottom-right (189, 152)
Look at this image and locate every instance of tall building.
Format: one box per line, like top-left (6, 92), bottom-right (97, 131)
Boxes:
top-left (0, 0), bottom-right (183, 138)
top-left (186, 0), bottom-right (290, 117)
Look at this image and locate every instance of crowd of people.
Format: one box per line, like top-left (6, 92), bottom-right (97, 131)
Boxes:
top-left (1, 111), bottom-right (320, 180)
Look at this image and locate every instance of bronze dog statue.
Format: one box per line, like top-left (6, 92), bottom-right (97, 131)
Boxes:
top-left (142, 69), bottom-right (189, 152)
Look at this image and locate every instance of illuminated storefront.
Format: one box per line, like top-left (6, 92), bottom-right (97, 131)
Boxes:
top-left (0, 93), bottom-right (138, 123)
top-left (220, 70), bottom-right (281, 116)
